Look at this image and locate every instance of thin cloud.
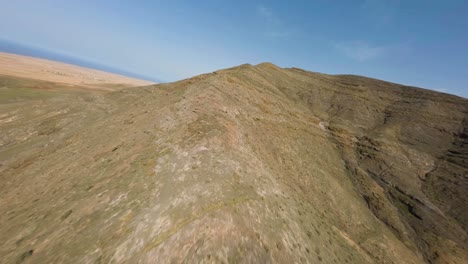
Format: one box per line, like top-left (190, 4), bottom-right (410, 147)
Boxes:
top-left (257, 5), bottom-right (291, 38)
top-left (334, 41), bottom-right (388, 61)
top-left (361, 0), bottom-right (399, 27)
top-left (264, 31), bottom-right (292, 38)
top-left (258, 6), bottom-right (276, 24)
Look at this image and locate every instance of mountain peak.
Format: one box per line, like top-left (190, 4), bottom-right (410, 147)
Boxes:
top-left (256, 62), bottom-right (280, 69)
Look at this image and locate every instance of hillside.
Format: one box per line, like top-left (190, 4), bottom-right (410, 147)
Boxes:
top-left (0, 63), bottom-right (466, 263)
top-left (0, 52), bottom-right (154, 90)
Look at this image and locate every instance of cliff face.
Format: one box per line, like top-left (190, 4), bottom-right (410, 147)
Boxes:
top-left (0, 64), bottom-right (466, 263)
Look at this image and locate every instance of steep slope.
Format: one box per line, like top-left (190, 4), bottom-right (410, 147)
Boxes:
top-left (0, 64), bottom-right (466, 263)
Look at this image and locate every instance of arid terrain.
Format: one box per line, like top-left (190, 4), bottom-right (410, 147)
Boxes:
top-left (0, 59), bottom-right (466, 263)
top-left (0, 52), bottom-right (153, 90)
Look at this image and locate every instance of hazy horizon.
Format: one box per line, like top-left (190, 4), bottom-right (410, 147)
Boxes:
top-left (0, 39), bottom-right (160, 83)
top-left (1, 1), bottom-right (467, 97)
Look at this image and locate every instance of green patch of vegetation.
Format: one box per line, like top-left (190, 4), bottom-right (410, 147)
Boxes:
top-left (0, 86), bottom-right (55, 103)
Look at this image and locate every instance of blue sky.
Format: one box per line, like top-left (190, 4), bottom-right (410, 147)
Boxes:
top-left (0, 0), bottom-right (467, 97)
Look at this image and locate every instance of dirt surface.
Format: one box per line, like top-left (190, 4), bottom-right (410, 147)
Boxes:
top-left (0, 52), bottom-right (154, 90)
top-left (0, 63), bottom-right (466, 263)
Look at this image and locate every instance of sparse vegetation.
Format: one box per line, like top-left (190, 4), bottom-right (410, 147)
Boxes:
top-left (0, 62), bottom-right (466, 263)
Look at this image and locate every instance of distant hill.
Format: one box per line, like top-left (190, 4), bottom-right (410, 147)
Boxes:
top-left (0, 39), bottom-right (160, 83)
top-left (0, 63), bottom-right (466, 263)
top-left (0, 52), bottom-right (154, 90)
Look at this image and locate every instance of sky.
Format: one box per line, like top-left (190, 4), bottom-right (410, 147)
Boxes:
top-left (0, 0), bottom-right (467, 97)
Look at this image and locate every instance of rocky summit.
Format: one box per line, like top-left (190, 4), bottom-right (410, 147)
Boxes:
top-left (0, 63), bottom-right (467, 263)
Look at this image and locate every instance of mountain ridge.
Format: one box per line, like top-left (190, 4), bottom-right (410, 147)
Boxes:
top-left (0, 62), bottom-right (466, 263)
